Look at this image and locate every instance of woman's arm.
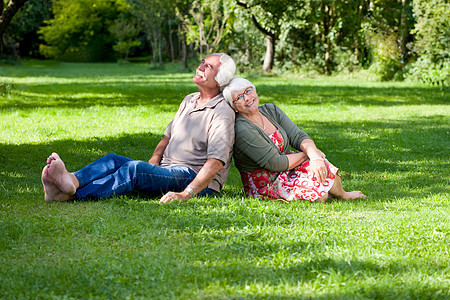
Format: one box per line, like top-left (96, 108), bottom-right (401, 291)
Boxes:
top-left (286, 152), bottom-right (308, 170)
top-left (234, 120), bottom-right (289, 172)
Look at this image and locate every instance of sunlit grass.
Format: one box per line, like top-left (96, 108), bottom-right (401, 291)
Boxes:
top-left (0, 60), bottom-right (449, 299)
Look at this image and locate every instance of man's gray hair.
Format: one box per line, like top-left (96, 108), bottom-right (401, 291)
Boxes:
top-left (222, 77), bottom-right (255, 109)
top-left (211, 53), bottom-right (236, 90)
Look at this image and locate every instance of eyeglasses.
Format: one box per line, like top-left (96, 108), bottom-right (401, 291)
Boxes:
top-left (233, 87), bottom-right (253, 103)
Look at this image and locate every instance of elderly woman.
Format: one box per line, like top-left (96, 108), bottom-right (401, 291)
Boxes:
top-left (223, 78), bottom-right (366, 202)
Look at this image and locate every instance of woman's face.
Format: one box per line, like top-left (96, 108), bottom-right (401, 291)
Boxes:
top-left (232, 86), bottom-right (259, 115)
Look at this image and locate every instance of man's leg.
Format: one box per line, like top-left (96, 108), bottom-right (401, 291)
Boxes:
top-left (43, 153), bottom-right (134, 202)
top-left (73, 154), bottom-right (134, 187)
top-left (75, 162), bottom-right (199, 200)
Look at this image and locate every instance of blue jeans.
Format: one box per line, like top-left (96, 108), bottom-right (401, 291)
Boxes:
top-left (73, 154), bottom-right (215, 200)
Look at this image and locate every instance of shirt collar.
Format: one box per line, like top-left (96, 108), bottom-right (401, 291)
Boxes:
top-left (189, 92), bottom-right (225, 111)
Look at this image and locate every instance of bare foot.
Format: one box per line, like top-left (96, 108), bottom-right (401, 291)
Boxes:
top-left (46, 153), bottom-right (77, 196)
top-left (46, 153), bottom-right (57, 165)
top-left (342, 191), bottom-right (366, 200)
top-left (41, 165), bottom-right (74, 202)
top-left (315, 193), bottom-right (328, 203)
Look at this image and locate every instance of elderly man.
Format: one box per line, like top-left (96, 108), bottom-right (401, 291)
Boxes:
top-left (42, 53), bottom-right (236, 203)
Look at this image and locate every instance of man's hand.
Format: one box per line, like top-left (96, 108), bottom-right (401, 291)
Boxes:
top-left (148, 157), bottom-right (160, 165)
top-left (159, 190), bottom-right (191, 203)
top-left (159, 158), bottom-right (223, 204)
top-left (148, 136), bottom-right (170, 166)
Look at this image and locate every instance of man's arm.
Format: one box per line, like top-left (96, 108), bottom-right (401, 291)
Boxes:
top-left (159, 158), bottom-right (223, 203)
top-left (148, 136), bottom-right (170, 166)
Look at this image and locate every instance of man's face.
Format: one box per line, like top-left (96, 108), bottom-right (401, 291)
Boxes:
top-left (192, 55), bottom-right (221, 89)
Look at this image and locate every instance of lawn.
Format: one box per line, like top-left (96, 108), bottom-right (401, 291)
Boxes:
top-left (0, 60), bottom-right (449, 299)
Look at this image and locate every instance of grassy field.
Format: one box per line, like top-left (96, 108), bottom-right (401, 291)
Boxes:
top-left (0, 60), bottom-right (449, 299)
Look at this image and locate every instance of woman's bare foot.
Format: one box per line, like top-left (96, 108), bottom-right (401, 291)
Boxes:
top-left (41, 165), bottom-right (74, 202)
top-left (315, 193), bottom-right (328, 203)
top-left (46, 153), bottom-right (77, 196)
top-left (341, 191), bottom-right (366, 200)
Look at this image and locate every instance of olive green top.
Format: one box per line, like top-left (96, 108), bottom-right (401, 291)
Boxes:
top-left (233, 103), bottom-right (311, 172)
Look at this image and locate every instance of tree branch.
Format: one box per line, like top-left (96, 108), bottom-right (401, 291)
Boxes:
top-left (236, 0), bottom-right (275, 38)
top-left (0, 0), bottom-right (28, 35)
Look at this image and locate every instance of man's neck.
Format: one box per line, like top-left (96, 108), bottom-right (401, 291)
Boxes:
top-left (197, 88), bottom-right (221, 106)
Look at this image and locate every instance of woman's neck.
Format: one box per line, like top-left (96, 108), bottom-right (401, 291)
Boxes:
top-left (242, 110), bottom-right (265, 130)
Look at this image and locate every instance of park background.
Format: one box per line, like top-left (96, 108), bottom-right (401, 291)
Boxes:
top-left (0, 0), bottom-right (448, 83)
top-left (1, 0), bottom-right (449, 299)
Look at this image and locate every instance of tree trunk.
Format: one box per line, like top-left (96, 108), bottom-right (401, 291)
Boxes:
top-left (0, 0), bottom-right (28, 53)
top-left (182, 32), bottom-right (188, 69)
top-left (168, 19), bottom-right (175, 62)
top-left (398, 0), bottom-right (409, 65)
top-left (158, 32), bottom-right (162, 64)
top-left (262, 34), bottom-right (275, 72)
top-left (321, 2), bottom-right (335, 75)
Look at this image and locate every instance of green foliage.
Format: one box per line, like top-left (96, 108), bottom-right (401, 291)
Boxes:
top-left (0, 61), bottom-right (449, 298)
top-left (412, 0), bottom-right (450, 62)
top-left (2, 0), bottom-right (52, 58)
top-left (407, 0), bottom-right (450, 85)
top-left (408, 57), bottom-right (450, 86)
top-left (226, 6), bottom-right (266, 73)
top-left (111, 17), bottom-right (141, 61)
top-left (366, 32), bottom-right (404, 81)
top-left (0, 82), bottom-right (13, 96)
top-left (39, 0), bottom-right (130, 62)
top-left (178, 0), bottom-right (235, 56)
top-left (2, 0), bottom-right (449, 81)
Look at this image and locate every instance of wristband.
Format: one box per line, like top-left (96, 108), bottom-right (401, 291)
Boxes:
top-left (185, 186), bottom-right (195, 198)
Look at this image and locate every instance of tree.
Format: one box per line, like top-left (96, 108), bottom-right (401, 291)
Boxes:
top-left (175, 0), bottom-right (233, 61)
top-left (39, 0), bottom-right (129, 61)
top-left (236, 0), bottom-right (283, 72)
top-left (129, 0), bottom-right (168, 65)
top-left (409, 0), bottom-right (449, 85)
top-left (112, 17), bottom-right (141, 62)
top-left (3, 0), bottom-right (52, 58)
top-left (0, 0), bottom-right (29, 52)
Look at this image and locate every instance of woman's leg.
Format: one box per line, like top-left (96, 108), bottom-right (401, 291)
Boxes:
top-left (315, 193), bottom-right (328, 203)
top-left (328, 175), bottom-right (366, 200)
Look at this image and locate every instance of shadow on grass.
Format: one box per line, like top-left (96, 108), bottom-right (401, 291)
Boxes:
top-left (180, 256), bottom-right (448, 298)
top-left (1, 80), bottom-right (448, 110)
top-left (257, 83), bottom-right (449, 107)
top-left (0, 115), bottom-right (447, 204)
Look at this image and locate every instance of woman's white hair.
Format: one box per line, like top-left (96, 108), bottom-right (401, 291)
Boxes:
top-left (222, 77), bottom-right (255, 109)
top-left (211, 53), bottom-right (236, 91)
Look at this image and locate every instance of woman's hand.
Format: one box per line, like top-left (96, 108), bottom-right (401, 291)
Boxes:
top-left (309, 158), bottom-right (328, 183)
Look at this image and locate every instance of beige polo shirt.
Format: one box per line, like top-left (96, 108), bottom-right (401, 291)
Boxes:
top-left (160, 92), bottom-right (235, 192)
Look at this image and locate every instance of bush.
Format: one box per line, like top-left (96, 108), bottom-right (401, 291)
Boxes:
top-left (407, 57), bottom-right (449, 86)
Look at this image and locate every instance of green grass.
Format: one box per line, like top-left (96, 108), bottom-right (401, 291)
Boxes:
top-left (0, 60), bottom-right (449, 299)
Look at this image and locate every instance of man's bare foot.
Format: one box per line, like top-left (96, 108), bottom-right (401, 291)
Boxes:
top-left (42, 165), bottom-right (74, 202)
top-left (46, 153), bottom-right (77, 196)
top-left (342, 191), bottom-right (366, 200)
top-left (46, 153), bottom-right (57, 165)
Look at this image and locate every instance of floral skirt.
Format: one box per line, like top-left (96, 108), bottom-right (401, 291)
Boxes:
top-left (240, 159), bottom-right (339, 202)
